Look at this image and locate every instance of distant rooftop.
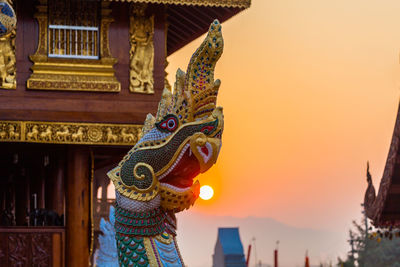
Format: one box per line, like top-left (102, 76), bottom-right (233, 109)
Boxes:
top-left (213, 227), bottom-right (246, 267)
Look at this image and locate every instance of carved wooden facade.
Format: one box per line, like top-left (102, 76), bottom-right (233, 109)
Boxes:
top-left (0, 228), bottom-right (64, 267)
top-left (0, 0), bottom-right (250, 266)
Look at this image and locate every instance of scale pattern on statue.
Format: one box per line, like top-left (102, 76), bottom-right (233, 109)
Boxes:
top-left (116, 233), bottom-right (149, 267)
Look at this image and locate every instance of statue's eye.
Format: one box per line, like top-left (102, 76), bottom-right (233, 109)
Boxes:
top-left (156, 115), bottom-right (179, 132)
top-left (167, 118), bottom-right (176, 130)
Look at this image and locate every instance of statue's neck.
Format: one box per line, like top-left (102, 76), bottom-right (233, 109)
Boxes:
top-left (114, 203), bottom-right (184, 266)
top-left (114, 203), bottom-right (176, 236)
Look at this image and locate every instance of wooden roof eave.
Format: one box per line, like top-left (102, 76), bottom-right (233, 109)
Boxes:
top-left (104, 0), bottom-right (251, 55)
top-left (166, 5), bottom-right (244, 55)
top-left (364, 101), bottom-right (400, 227)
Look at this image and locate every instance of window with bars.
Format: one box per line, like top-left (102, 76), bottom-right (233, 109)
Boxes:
top-left (48, 0), bottom-right (99, 59)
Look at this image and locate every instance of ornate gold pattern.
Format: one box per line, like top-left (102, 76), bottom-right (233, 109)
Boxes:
top-left (129, 3), bottom-right (154, 94)
top-left (159, 180), bottom-right (199, 212)
top-left (0, 121), bottom-right (22, 141)
top-left (0, 30), bottom-right (16, 89)
top-left (0, 120), bottom-right (142, 145)
top-left (27, 0), bottom-right (121, 92)
top-left (143, 237), bottom-right (160, 267)
top-left (27, 73), bottom-right (120, 92)
top-left (0, 0), bottom-right (16, 90)
top-left (105, 0), bottom-right (251, 8)
top-left (154, 232), bottom-right (172, 245)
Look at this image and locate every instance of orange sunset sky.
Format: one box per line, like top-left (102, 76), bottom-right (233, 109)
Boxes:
top-left (164, 0), bottom-right (400, 265)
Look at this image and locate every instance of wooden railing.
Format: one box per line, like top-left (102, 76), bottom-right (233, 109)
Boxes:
top-left (48, 25), bottom-right (99, 59)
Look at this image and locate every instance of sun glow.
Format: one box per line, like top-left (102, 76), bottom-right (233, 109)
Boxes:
top-left (199, 185), bottom-right (214, 200)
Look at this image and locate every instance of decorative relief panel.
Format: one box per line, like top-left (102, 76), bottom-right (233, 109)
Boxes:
top-left (0, 230), bottom-right (63, 267)
top-left (0, 30), bottom-right (16, 89)
top-left (0, 120), bottom-right (141, 145)
top-left (0, 121), bottom-right (22, 141)
top-left (8, 234), bottom-right (29, 266)
top-left (31, 234), bottom-right (51, 266)
top-left (129, 3), bottom-right (154, 94)
top-left (0, 0), bottom-right (16, 90)
top-left (0, 233), bottom-right (6, 265)
top-left (27, 73), bottom-right (120, 92)
top-left (27, 0), bottom-right (121, 92)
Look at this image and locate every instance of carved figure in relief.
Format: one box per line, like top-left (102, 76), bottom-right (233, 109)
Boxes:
top-left (0, 30), bottom-right (16, 89)
top-left (97, 20), bottom-right (224, 267)
top-left (129, 4), bottom-right (154, 94)
top-left (120, 127), bottom-right (135, 143)
top-left (27, 125), bottom-right (39, 141)
top-left (56, 126), bottom-right (69, 141)
top-left (106, 128), bottom-right (118, 143)
top-left (0, 124), bottom-right (6, 139)
top-left (0, 1), bottom-right (16, 89)
top-left (39, 126), bottom-right (52, 141)
top-left (72, 127), bottom-right (84, 142)
top-left (8, 124), bottom-right (18, 139)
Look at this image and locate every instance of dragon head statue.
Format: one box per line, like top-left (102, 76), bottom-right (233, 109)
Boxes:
top-left (107, 21), bottom-right (224, 259)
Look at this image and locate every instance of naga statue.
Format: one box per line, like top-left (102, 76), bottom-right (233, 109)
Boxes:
top-left (96, 19), bottom-right (224, 267)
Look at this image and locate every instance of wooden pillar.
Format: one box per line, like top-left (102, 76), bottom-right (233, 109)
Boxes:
top-left (14, 169), bottom-right (28, 225)
top-left (38, 164), bottom-right (46, 209)
top-left (66, 146), bottom-right (90, 267)
top-left (47, 154), bottom-right (65, 216)
top-left (153, 4), bottom-right (166, 93)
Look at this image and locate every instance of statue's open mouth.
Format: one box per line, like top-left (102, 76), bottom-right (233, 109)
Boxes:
top-left (159, 143), bottom-right (200, 189)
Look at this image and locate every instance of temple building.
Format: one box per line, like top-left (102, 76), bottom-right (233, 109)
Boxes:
top-left (213, 227), bottom-right (247, 267)
top-left (364, 102), bottom-right (400, 227)
top-left (0, 0), bottom-right (250, 266)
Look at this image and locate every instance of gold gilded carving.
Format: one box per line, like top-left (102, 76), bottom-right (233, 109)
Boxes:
top-left (0, 121), bottom-right (22, 142)
top-left (72, 127), bottom-right (84, 142)
top-left (87, 127), bottom-right (102, 142)
top-left (121, 127), bottom-right (136, 143)
top-left (164, 59), bottom-right (171, 91)
top-left (0, 121), bottom-right (142, 145)
top-left (55, 125), bottom-right (69, 141)
top-left (106, 0), bottom-right (251, 8)
top-left (0, 0), bottom-right (16, 90)
top-left (106, 127), bottom-right (118, 143)
top-left (0, 30), bottom-right (16, 89)
top-left (26, 125), bottom-right (39, 141)
top-left (129, 4), bottom-right (154, 94)
top-left (27, 73), bottom-right (120, 92)
top-left (30, 0), bottom-right (48, 62)
top-left (100, 1), bottom-right (114, 60)
top-left (39, 126), bottom-right (52, 141)
top-left (27, 0), bottom-right (121, 92)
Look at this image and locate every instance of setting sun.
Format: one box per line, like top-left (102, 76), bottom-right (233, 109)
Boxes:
top-left (199, 185), bottom-right (214, 200)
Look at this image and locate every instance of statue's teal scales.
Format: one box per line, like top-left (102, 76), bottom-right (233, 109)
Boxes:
top-left (97, 19), bottom-right (225, 267)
